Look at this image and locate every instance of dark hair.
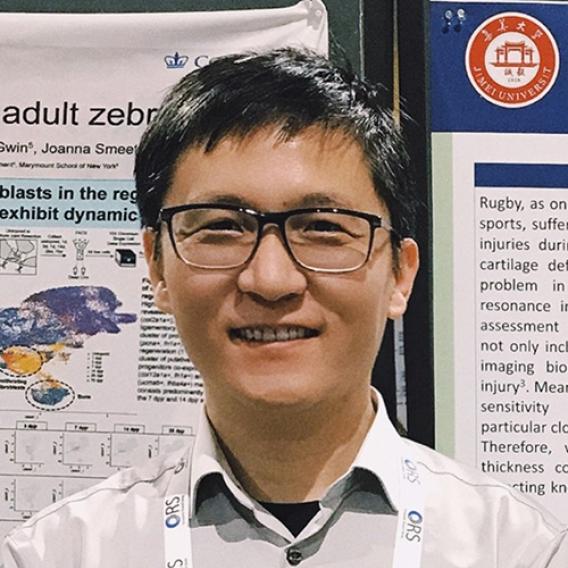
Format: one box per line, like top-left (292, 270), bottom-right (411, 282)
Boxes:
top-left (135, 48), bottom-right (417, 245)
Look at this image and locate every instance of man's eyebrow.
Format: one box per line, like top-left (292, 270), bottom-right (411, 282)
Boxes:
top-left (192, 194), bottom-right (252, 207)
top-left (188, 192), bottom-right (352, 209)
top-left (293, 193), bottom-right (351, 208)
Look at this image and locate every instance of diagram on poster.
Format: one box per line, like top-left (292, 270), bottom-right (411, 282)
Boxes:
top-left (1, 286), bottom-right (136, 410)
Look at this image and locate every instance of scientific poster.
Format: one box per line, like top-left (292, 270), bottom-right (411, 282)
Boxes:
top-left (0, 1), bottom-right (328, 539)
top-left (431, 0), bottom-right (568, 521)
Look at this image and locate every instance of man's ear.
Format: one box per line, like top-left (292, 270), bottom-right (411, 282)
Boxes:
top-left (142, 228), bottom-right (173, 314)
top-left (387, 238), bottom-right (419, 320)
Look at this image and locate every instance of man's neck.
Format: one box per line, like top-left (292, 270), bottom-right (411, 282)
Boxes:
top-left (206, 389), bottom-right (376, 503)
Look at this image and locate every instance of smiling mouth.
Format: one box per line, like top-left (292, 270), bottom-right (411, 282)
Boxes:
top-left (229, 326), bottom-right (320, 343)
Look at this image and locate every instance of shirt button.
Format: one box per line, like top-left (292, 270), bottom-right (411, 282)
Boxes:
top-left (286, 547), bottom-right (303, 565)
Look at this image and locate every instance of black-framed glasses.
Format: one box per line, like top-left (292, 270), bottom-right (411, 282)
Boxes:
top-left (157, 203), bottom-right (393, 273)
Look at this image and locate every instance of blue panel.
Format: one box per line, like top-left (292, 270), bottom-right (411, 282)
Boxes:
top-left (475, 163), bottom-right (568, 187)
top-left (430, 2), bottom-right (568, 132)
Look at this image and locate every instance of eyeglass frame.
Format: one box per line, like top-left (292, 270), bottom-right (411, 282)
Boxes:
top-left (156, 203), bottom-right (397, 274)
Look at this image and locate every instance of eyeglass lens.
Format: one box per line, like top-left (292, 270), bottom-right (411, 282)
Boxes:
top-left (168, 208), bottom-right (372, 271)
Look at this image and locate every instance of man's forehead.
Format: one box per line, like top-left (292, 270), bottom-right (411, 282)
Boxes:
top-left (192, 123), bottom-right (364, 159)
top-left (167, 123), bottom-right (383, 213)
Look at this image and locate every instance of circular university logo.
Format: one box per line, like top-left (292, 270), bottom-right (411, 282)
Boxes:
top-left (466, 12), bottom-right (559, 108)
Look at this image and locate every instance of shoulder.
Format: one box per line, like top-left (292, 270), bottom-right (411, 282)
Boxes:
top-left (405, 440), bottom-right (568, 566)
top-left (2, 445), bottom-right (190, 567)
top-left (409, 439), bottom-right (560, 524)
top-left (22, 444), bottom-right (188, 528)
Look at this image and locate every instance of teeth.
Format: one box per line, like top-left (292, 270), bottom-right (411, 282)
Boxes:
top-left (233, 326), bottom-right (316, 343)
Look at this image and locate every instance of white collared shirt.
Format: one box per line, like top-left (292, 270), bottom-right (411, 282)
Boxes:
top-left (2, 391), bottom-right (567, 567)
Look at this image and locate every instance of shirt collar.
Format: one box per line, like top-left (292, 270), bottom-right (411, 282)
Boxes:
top-left (188, 405), bottom-right (257, 517)
top-left (187, 387), bottom-right (405, 516)
top-left (348, 387), bottom-right (403, 512)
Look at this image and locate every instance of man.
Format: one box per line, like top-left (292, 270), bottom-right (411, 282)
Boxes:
top-left (2, 48), bottom-right (567, 567)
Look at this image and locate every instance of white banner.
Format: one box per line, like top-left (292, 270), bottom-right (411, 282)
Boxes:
top-left (0, 1), bottom-right (327, 540)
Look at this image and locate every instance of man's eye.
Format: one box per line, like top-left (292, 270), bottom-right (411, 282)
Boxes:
top-left (181, 216), bottom-right (247, 236)
top-left (201, 219), bottom-right (244, 232)
top-left (304, 219), bottom-right (349, 234)
top-left (175, 219), bottom-right (245, 242)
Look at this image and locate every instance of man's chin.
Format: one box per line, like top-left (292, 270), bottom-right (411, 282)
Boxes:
top-left (214, 374), bottom-right (330, 413)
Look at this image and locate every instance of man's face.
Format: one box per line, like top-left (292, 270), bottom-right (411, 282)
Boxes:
top-left (144, 127), bottom-right (418, 413)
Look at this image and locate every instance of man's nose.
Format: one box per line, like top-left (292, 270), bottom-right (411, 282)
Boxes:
top-left (236, 227), bottom-right (308, 302)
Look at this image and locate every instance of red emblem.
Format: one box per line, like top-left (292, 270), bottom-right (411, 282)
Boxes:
top-left (465, 12), bottom-right (559, 108)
